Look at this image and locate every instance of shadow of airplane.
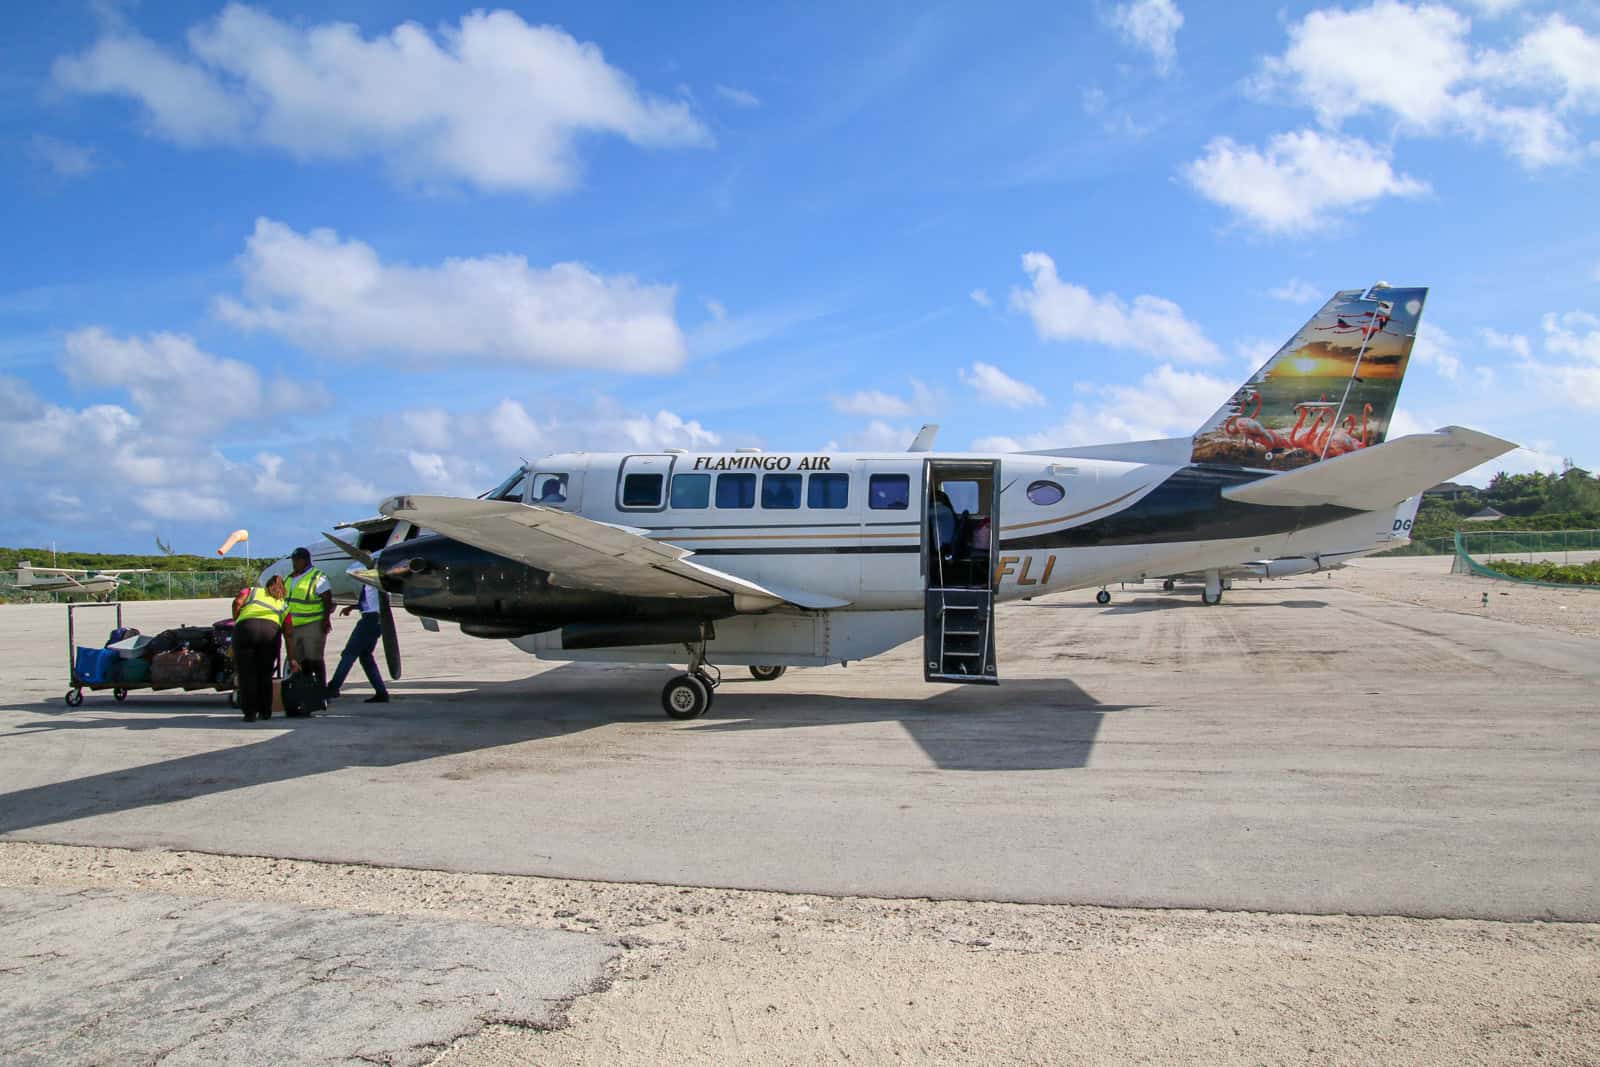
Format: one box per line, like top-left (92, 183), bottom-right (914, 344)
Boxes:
top-left (0, 666), bottom-right (1142, 836)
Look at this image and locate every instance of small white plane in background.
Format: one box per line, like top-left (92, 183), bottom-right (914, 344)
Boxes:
top-left (282, 284), bottom-right (1512, 720)
top-left (13, 562), bottom-right (150, 601)
top-left (1099, 495), bottom-right (1423, 604)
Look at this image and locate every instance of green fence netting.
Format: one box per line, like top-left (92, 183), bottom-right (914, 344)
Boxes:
top-left (1451, 530), bottom-right (1600, 589)
top-left (0, 570), bottom-right (257, 604)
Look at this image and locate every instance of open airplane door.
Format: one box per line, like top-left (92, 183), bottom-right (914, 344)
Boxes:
top-left (923, 459), bottom-right (999, 685)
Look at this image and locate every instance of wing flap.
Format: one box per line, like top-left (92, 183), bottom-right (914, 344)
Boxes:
top-left (1221, 426), bottom-right (1515, 510)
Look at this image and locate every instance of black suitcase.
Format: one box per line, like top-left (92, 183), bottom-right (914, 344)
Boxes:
top-left (281, 671), bottom-right (326, 717)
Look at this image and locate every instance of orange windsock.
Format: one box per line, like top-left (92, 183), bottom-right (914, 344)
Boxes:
top-left (218, 529), bottom-right (250, 556)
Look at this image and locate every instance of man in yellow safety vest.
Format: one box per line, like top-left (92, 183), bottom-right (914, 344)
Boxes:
top-left (285, 547), bottom-right (334, 692)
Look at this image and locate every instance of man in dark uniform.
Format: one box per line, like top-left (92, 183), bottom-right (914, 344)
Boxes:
top-left (325, 582), bottom-right (390, 703)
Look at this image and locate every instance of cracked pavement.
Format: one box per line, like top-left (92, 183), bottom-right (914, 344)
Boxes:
top-left (0, 886), bottom-right (615, 1066)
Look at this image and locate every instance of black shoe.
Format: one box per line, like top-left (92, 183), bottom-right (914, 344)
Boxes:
top-left (324, 689), bottom-right (340, 699)
top-left (364, 694), bottom-right (389, 703)
top-left (243, 713), bottom-right (257, 722)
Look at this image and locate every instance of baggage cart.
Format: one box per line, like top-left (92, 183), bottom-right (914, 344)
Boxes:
top-left (64, 602), bottom-right (237, 708)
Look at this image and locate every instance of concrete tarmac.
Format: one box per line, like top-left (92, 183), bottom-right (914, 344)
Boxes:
top-left (1, 575), bottom-right (1596, 921)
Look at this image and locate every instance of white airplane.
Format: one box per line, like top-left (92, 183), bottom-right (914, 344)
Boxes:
top-left (13, 562), bottom-right (150, 601)
top-left (1102, 495), bottom-right (1423, 604)
top-left (288, 284), bottom-right (1510, 719)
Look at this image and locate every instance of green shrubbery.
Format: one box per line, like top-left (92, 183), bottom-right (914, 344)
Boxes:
top-left (1483, 559), bottom-right (1600, 586)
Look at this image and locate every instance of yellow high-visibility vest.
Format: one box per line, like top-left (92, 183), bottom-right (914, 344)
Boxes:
top-left (236, 588), bottom-right (288, 626)
top-left (285, 568), bottom-right (327, 625)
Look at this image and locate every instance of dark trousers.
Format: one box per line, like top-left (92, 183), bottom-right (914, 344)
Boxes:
top-left (328, 613), bottom-right (388, 697)
top-left (233, 619), bottom-right (281, 718)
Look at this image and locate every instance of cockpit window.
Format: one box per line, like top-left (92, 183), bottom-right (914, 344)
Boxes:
top-left (486, 469), bottom-right (531, 503)
top-left (532, 473), bottom-right (568, 506)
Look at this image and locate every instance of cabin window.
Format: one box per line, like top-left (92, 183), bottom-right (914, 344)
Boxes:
top-left (868, 473), bottom-right (910, 510)
top-left (1026, 479), bottom-right (1064, 506)
top-left (808, 473), bottom-right (849, 509)
top-left (715, 473), bottom-right (756, 508)
top-left (761, 473), bottom-right (802, 509)
top-left (621, 473), bottom-right (665, 508)
top-left (532, 473), bottom-right (569, 506)
top-left (670, 473), bottom-right (710, 509)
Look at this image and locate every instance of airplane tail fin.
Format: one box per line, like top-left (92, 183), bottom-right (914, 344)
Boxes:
top-left (1192, 284), bottom-right (1427, 472)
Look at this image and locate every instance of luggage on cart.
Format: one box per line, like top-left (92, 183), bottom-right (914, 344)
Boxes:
top-left (74, 647), bottom-right (119, 686)
top-left (151, 649), bottom-right (211, 689)
top-left (280, 671), bottom-right (326, 716)
top-left (115, 657), bottom-right (152, 684)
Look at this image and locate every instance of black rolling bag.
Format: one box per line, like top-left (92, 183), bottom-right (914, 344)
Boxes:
top-left (280, 671), bottom-right (326, 717)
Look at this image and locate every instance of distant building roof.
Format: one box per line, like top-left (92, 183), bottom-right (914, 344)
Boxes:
top-left (1426, 481), bottom-right (1475, 497)
top-left (1465, 506), bottom-right (1505, 521)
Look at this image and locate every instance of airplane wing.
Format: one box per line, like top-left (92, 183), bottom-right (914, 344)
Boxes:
top-left (378, 495), bottom-right (849, 611)
top-left (1221, 426), bottom-right (1515, 511)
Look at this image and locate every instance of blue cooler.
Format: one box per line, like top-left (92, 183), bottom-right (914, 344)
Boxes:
top-left (74, 647), bottom-right (119, 685)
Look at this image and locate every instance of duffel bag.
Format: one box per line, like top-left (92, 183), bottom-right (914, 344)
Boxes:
top-left (146, 626), bottom-right (215, 657)
top-left (151, 649), bottom-right (211, 689)
top-left (74, 647), bottom-right (118, 685)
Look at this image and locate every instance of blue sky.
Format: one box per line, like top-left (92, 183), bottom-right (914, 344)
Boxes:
top-left (2, 0), bottom-right (1597, 552)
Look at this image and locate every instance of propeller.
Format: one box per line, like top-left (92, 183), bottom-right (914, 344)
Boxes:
top-left (378, 590), bottom-right (402, 680)
top-left (325, 532), bottom-right (401, 679)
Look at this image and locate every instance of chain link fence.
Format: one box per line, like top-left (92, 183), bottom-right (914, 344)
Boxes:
top-left (0, 570), bottom-right (257, 605)
top-left (1455, 528), bottom-right (1600, 564)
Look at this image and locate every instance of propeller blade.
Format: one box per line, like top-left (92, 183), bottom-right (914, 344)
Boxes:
top-left (379, 591), bottom-right (402, 680)
top-left (322, 532), bottom-right (375, 568)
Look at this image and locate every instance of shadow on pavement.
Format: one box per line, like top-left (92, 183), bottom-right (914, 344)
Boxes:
top-left (0, 665), bottom-right (1142, 836)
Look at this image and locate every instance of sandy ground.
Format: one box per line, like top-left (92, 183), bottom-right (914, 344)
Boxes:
top-left (2, 841), bottom-right (1596, 1066)
top-left (1323, 555), bottom-right (1600, 639)
top-left (6, 563), bottom-right (1600, 1063)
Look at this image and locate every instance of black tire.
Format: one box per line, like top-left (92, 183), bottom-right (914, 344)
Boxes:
top-left (748, 665), bottom-right (786, 681)
top-left (65, 688), bottom-right (83, 707)
top-left (661, 674), bottom-right (710, 720)
top-left (113, 688), bottom-right (128, 702)
top-left (1162, 579), bottom-right (1175, 592)
top-left (1096, 590), bottom-right (1112, 605)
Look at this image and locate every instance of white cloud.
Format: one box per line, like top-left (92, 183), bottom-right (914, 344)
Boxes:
top-left (1480, 327), bottom-right (1531, 359)
top-left (973, 363), bottom-right (1233, 451)
top-left (714, 84), bottom-right (761, 108)
top-left (53, 5), bottom-right (710, 194)
top-left (1541, 311), bottom-right (1600, 362)
top-left (251, 452), bottom-right (297, 504)
top-left (1410, 322), bottom-right (1462, 379)
top-left (620, 410), bottom-right (721, 450)
top-left (1010, 252), bottom-right (1223, 363)
top-left (1259, 3), bottom-right (1599, 169)
top-left (957, 361), bottom-right (1045, 408)
top-left (486, 399), bottom-right (543, 451)
top-left (969, 288), bottom-right (993, 308)
top-left (1182, 128), bottom-right (1429, 233)
top-left (1268, 278), bottom-right (1320, 304)
top-left (831, 390), bottom-right (913, 418)
top-left (1107, 0), bottom-right (1183, 75)
top-left (217, 218), bottom-right (687, 371)
top-left (28, 135), bottom-right (99, 178)
top-left (61, 327), bottom-right (276, 431)
top-left (825, 420), bottom-right (920, 452)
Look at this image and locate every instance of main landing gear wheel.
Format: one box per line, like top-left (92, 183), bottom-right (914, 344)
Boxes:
top-left (662, 673), bottom-right (713, 720)
top-left (64, 688), bottom-right (83, 708)
top-left (1162, 578), bottom-right (1176, 592)
top-left (749, 665), bottom-right (787, 681)
top-left (1096, 589), bottom-right (1112, 605)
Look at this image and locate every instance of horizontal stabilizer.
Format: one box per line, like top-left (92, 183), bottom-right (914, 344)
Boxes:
top-left (1221, 426), bottom-right (1515, 510)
